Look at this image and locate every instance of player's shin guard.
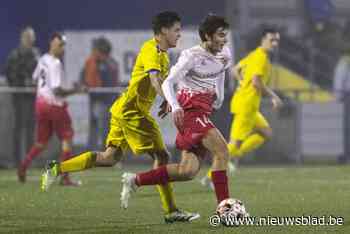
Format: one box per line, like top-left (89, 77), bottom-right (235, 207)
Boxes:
top-left (237, 134), bottom-right (265, 156)
top-left (211, 170), bottom-right (229, 204)
top-left (135, 166), bottom-right (169, 186)
top-left (157, 183), bottom-right (177, 214)
top-left (60, 151), bottom-right (97, 173)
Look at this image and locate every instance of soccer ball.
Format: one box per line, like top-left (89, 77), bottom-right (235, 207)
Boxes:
top-left (216, 198), bottom-right (249, 226)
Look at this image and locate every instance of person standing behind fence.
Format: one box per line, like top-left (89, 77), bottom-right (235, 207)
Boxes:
top-left (81, 37), bottom-right (120, 150)
top-left (333, 46), bottom-right (350, 163)
top-left (17, 32), bottom-right (86, 184)
top-left (4, 26), bottom-right (39, 167)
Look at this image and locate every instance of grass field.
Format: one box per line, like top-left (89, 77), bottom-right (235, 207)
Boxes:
top-left (0, 164), bottom-right (349, 234)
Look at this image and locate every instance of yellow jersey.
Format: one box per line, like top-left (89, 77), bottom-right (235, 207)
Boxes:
top-left (231, 47), bottom-right (271, 114)
top-left (110, 38), bottom-right (169, 118)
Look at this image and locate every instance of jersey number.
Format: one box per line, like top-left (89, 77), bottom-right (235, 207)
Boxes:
top-left (195, 115), bottom-right (212, 127)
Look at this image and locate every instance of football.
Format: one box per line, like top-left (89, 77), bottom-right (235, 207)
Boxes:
top-left (216, 198), bottom-right (249, 226)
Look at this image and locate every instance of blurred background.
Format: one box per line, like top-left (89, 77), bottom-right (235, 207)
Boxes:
top-left (0, 0), bottom-right (349, 168)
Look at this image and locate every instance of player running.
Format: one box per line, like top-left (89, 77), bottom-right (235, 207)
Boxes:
top-left (41, 11), bottom-right (199, 223)
top-left (17, 32), bottom-right (86, 185)
top-left (120, 14), bottom-right (233, 210)
top-left (201, 28), bottom-right (283, 188)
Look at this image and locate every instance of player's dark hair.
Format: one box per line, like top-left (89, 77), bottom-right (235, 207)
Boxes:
top-left (49, 32), bottom-right (66, 43)
top-left (260, 27), bottom-right (278, 39)
top-left (152, 11), bottom-right (181, 34)
top-left (199, 14), bottom-right (229, 42)
top-left (93, 37), bottom-right (112, 54)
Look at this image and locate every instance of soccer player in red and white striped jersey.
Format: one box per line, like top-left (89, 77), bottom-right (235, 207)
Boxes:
top-left (17, 32), bottom-right (86, 185)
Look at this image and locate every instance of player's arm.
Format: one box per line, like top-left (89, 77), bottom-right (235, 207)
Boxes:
top-left (148, 70), bottom-right (171, 118)
top-left (232, 57), bottom-right (247, 81)
top-left (162, 51), bottom-right (193, 130)
top-left (232, 63), bottom-right (244, 81)
top-left (213, 76), bottom-right (225, 110)
top-left (50, 63), bottom-right (87, 97)
top-left (252, 76), bottom-right (283, 110)
top-left (140, 45), bottom-right (169, 115)
top-left (141, 44), bottom-right (166, 98)
top-left (149, 70), bottom-right (165, 98)
top-left (53, 84), bottom-right (86, 97)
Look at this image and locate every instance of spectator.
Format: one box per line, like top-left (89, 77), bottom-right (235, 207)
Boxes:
top-left (4, 26), bottom-right (40, 166)
top-left (333, 46), bottom-right (350, 163)
top-left (81, 37), bottom-right (120, 149)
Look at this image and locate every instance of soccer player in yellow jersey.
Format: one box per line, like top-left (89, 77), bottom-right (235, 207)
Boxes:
top-left (202, 28), bottom-right (283, 187)
top-left (41, 11), bottom-right (200, 223)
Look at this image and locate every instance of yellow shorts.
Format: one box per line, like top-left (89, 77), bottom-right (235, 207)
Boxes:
top-left (105, 114), bottom-right (166, 155)
top-left (230, 112), bottom-right (270, 141)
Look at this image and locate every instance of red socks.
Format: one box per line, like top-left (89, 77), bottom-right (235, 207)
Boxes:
top-left (135, 166), bottom-right (170, 186)
top-left (211, 170), bottom-right (229, 204)
top-left (21, 146), bottom-right (43, 169)
top-left (135, 167), bottom-right (229, 204)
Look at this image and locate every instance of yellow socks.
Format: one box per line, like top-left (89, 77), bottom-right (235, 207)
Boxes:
top-left (156, 183), bottom-right (177, 214)
top-left (60, 151), bottom-right (96, 173)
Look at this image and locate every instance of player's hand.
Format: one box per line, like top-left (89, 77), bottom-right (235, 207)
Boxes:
top-left (73, 82), bottom-right (88, 93)
top-left (173, 108), bottom-right (184, 132)
top-left (272, 96), bottom-right (283, 110)
top-left (158, 100), bottom-right (171, 119)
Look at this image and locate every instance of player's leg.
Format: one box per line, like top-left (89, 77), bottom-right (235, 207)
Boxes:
top-left (41, 112), bottom-right (125, 191)
top-left (57, 105), bottom-right (124, 172)
top-left (150, 150), bottom-right (177, 214)
top-left (52, 104), bottom-right (82, 186)
top-left (150, 150), bottom-right (200, 223)
top-left (120, 112), bottom-right (201, 209)
top-left (234, 112), bottom-right (271, 156)
top-left (203, 114), bottom-right (245, 185)
top-left (41, 146), bottom-right (123, 191)
top-left (60, 146), bottom-right (122, 172)
top-left (227, 113), bottom-right (253, 157)
top-left (121, 150), bottom-right (202, 207)
top-left (201, 128), bottom-right (230, 204)
top-left (18, 110), bottom-right (52, 183)
top-left (58, 139), bottom-right (82, 186)
top-left (18, 143), bottom-right (46, 183)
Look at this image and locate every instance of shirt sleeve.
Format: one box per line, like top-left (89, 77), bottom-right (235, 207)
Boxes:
top-left (141, 44), bottom-right (161, 73)
top-left (237, 56), bottom-right (248, 68)
top-left (250, 53), bottom-right (268, 77)
top-left (162, 50), bottom-right (194, 111)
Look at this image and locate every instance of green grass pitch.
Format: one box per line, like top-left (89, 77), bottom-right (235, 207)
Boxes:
top-left (0, 165), bottom-right (349, 234)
